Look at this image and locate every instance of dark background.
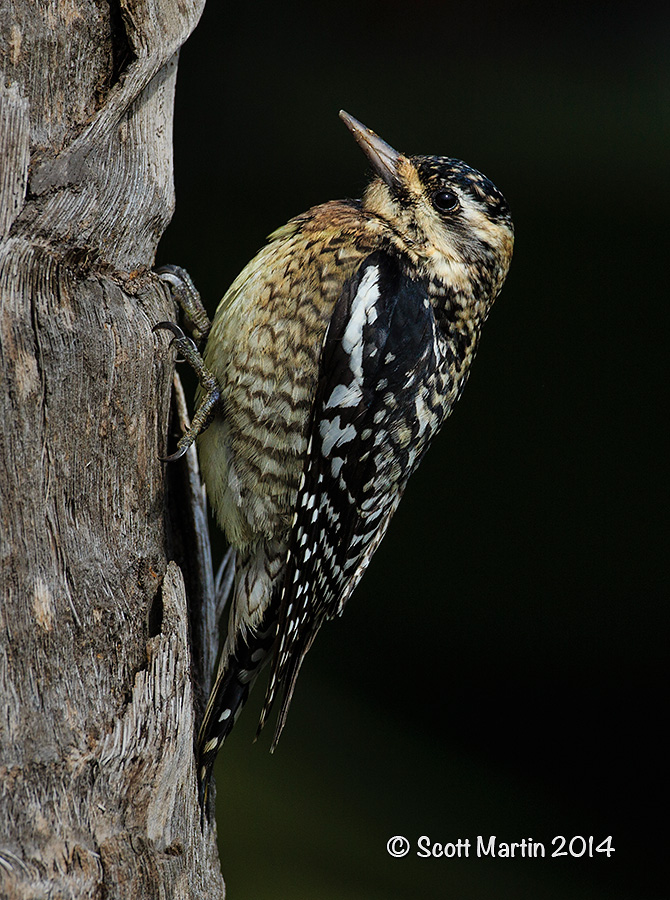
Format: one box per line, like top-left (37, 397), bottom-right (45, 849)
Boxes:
top-left (157, 3), bottom-right (668, 897)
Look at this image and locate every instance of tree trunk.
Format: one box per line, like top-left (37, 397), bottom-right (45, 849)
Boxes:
top-left (0, 2), bottom-right (225, 897)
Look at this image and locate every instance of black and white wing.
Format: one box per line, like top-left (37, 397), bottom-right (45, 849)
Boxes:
top-left (258, 249), bottom-right (449, 746)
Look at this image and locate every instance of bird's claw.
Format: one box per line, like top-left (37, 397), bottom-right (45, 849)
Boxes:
top-left (156, 265), bottom-right (211, 343)
top-left (153, 320), bottom-right (186, 341)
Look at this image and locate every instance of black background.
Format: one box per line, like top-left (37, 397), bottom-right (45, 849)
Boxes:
top-left (158, 3), bottom-right (668, 897)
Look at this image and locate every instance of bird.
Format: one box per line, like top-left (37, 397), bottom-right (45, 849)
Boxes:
top-left (156, 110), bottom-right (514, 811)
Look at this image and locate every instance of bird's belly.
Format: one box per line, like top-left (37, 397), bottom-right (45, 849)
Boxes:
top-left (197, 392), bottom-right (308, 549)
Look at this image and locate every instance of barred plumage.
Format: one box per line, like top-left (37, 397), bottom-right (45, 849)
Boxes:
top-left (156, 111), bottom-right (514, 812)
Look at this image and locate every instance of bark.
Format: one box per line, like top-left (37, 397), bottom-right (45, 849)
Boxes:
top-left (0, 2), bottom-right (225, 897)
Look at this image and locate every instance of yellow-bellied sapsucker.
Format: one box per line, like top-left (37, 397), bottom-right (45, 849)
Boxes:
top-left (156, 111), bottom-right (514, 806)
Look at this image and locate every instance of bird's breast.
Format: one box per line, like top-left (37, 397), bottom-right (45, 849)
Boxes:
top-left (198, 217), bottom-right (370, 548)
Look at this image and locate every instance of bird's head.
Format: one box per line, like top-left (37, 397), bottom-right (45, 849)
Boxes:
top-left (340, 110), bottom-right (514, 302)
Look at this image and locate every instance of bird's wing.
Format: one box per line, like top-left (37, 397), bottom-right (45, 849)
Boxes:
top-left (258, 249), bottom-right (444, 747)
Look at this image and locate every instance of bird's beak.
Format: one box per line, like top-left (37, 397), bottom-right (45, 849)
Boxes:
top-left (339, 110), bottom-right (402, 188)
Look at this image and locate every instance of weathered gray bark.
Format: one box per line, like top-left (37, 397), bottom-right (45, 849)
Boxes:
top-left (0, 2), bottom-right (225, 897)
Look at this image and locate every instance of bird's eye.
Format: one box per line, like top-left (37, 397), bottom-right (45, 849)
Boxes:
top-left (432, 189), bottom-right (459, 213)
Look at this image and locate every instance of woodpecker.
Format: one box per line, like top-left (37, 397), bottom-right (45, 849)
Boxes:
top-left (156, 111), bottom-right (514, 809)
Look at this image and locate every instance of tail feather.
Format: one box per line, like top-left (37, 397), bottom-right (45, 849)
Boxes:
top-left (256, 625), bottom-right (320, 750)
top-left (196, 597), bottom-right (279, 818)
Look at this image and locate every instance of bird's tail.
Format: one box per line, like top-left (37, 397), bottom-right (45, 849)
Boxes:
top-left (196, 600), bottom-right (279, 819)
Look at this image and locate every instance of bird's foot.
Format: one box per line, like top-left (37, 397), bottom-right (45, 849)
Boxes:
top-left (157, 264), bottom-right (211, 343)
top-left (153, 320), bottom-right (221, 461)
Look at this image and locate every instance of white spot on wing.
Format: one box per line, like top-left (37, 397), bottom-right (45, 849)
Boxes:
top-left (328, 265), bottom-right (380, 410)
top-left (415, 391), bottom-right (432, 439)
top-left (320, 416), bottom-right (357, 456)
top-left (342, 266), bottom-right (379, 362)
top-left (326, 383), bottom-right (360, 409)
